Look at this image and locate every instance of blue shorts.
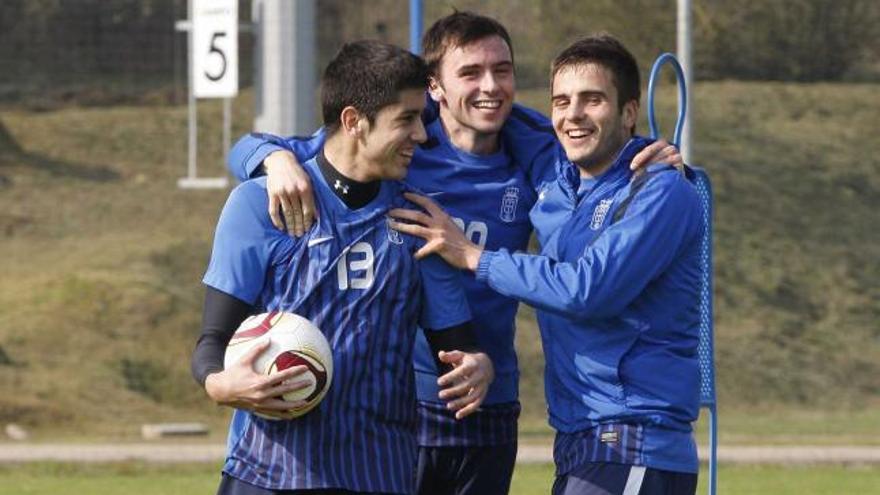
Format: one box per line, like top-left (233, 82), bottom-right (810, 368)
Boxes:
top-left (552, 463), bottom-right (697, 495)
top-left (416, 442), bottom-right (518, 495)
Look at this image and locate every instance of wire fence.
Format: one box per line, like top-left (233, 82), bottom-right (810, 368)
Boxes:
top-left (2, 0), bottom-right (876, 111)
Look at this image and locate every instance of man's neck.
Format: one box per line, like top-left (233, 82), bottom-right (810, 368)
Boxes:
top-left (323, 134), bottom-right (372, 182)
top-left (320, 135), bottom-right (381, 209)
top-left (577, 134), bottom-right (633, 178)
top-left (578, 160), bottom-right (614, 179)
top-left (439, 108), bottom-right (500, 155)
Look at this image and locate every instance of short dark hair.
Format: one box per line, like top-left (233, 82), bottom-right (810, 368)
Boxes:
top-left (421, 11), bottom-right (514, 77)
top-left (551, 34), bottom-right (641, 110)
top-left (321, 40), bottom-right (429, 134)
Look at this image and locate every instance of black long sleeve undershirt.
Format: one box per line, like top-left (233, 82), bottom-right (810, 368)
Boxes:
top-left (190, 287), bottom-right (253, 386)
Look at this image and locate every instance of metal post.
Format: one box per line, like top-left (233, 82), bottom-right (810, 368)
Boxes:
top-left (187, 0), bottom-right (198, 181)
top-left (677, 0), bottom-right (693, 164)
top-left (223, 97), bottom-right (232, 165)
top-left (410, 0), bottom-right (423, 54)
top-left (253, 0), bottom-right (316, 135)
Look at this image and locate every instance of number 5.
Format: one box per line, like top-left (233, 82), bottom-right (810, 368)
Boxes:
top-left (205, 32), bottom-right (227, 81)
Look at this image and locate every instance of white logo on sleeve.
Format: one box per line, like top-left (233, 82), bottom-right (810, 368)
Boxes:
top-left (590, 198), bottom-right (613, 230)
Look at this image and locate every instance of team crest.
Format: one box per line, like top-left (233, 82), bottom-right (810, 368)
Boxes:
top-left (590, 199), bottom-right (613, 230)
top-left (386, 217), bottom-right (403, 245)
top-left (499, 186), bottom-right (520, 223)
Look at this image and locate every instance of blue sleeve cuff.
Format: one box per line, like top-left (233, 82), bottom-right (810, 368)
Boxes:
top-left (475, 250), bottom-right (497, 282)
top-left (246, 143), bottom-right (286, 178)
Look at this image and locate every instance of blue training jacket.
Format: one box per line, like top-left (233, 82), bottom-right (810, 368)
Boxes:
top-left (477, 136), bottom-right (704, 473)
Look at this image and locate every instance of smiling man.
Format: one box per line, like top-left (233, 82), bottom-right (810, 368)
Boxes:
top-left (390, 35), bottom-right (704, 495)
top-left (192, 40), bottom-right (494, 495)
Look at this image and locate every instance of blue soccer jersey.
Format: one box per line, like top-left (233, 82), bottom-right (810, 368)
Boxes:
top-left (204, 155), bottom-right (471, 493)
top-left (407, 116), bottom-right (539, 446)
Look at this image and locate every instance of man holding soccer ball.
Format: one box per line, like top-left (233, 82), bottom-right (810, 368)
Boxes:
top-left (192, 40), bottom-right (494, 495)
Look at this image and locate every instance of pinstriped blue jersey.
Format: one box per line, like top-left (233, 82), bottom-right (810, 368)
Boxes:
top-left (226, 104), bottom-right (559, 447)
top-left (204, 156), bottom-right (471, 493)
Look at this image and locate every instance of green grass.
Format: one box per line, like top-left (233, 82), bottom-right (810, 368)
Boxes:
top-left (0, 463), bottom-right (219, 495)
top-left (1, 462), bottom-right (877, 495)
top-left (0, 82), bottom-right (877, 442)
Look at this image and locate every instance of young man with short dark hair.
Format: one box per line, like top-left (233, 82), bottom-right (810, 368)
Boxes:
top-left (192, 40), bottom-right (493, 495)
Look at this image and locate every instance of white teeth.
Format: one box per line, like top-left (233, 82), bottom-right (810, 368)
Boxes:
top-left (473, 100), bottom-right (501, 109)
top-left (566, 129), bottom-right (592, 138)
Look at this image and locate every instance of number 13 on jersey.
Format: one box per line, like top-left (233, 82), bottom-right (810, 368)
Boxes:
top-left (193, 0), bottom-right (238, 98)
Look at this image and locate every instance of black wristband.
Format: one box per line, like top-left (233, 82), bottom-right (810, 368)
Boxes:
top-left (191, 287), bottom-right (254, 386)
top-left (423, 321), bottom-right (480, 373)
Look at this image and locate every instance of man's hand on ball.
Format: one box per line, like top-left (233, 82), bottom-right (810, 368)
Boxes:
top-left (205, 340), bottom-right (311, 414)
top-left (436, 350), bottom-right (495, 419)
top-left (264, 150), bottom-right (317, 237)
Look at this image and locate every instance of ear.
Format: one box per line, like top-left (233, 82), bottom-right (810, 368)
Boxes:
top-left (340, 106), bottom-right (363, 136)
top-left (428, 76), bottom-right (444, 103)
top-left (622, 100), bottom-right (639, 134)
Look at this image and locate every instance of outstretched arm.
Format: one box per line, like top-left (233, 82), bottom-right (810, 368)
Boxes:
top-left (391, 173), bottom-right (701, 319)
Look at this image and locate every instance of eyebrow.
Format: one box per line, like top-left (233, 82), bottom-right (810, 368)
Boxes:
top-left (456, 60), bottom-right (513, 73)
top-left (551, 89), bottom-right (606, 100)
top-left (397, 110), bottom-right (421, 120)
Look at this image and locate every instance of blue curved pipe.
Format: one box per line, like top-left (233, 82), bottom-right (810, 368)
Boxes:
top-left (647, 52), bottom-right (687, 147)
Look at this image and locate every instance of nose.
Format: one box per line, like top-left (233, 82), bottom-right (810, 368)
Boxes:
top-left (411, 119), bottom-right (427, 144)
top-left (565, 99), bottom-right (584, 123)
top-left (478, 70), bottom-right (499, 94)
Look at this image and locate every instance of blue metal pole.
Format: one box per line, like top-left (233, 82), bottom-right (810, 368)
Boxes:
top-left (409, 0), bottom-right (422, 54)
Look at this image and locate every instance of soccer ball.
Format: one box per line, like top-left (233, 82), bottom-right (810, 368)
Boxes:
top-left (224, 311), bottom-right (333, 419)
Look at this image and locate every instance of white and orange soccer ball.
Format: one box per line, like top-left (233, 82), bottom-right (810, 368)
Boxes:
top-left (224, 311), bottom-right (333, 420)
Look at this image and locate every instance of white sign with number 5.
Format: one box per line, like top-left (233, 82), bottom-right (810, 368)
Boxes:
top-left (193, 0), bottom-right (238, 98)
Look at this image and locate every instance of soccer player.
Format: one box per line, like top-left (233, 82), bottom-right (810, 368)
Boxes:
top-left (191, 40), bottom-right (494, 495)
top-left (227, 13), bottom-right (680, 495)
top-left (390, 34), bottom-right (704, 495)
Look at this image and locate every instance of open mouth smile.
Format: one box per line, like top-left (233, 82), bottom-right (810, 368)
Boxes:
top-left (472, 99), bottom-right (503, 110)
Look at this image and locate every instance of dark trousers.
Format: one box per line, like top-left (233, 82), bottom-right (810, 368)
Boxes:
top-left (416, 443), bottom-right (518, 495)
top-left (552, 463), bottom-right (697, 495)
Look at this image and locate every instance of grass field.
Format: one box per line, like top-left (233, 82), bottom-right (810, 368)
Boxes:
top-left (0, 81), bottom-right (878, 443)
top-left (1, 462), bottom-right (878, 495)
